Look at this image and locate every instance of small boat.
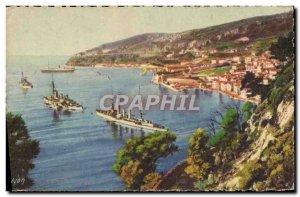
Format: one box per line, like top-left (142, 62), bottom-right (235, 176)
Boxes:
top-left (41, 65), bottom-right (75, 73)
top-left (19, 72), bottom-right (33, 89)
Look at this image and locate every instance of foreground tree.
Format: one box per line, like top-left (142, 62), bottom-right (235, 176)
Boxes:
top-left (269, 31), bottom-right (294, 62)
top-left (185, 129), bottom-right (213, 180)
top-left (113, 131), bottom-right (178, 190)
top-left (206, 102), bottom-right (245, 136)
top-left (241, 72), bottom-right (270, 98)
top-left (242, 101), bottom-right (255, 122)
top-left (202, 102), bottom-right (253, 175)
top-left (7, 112), bottom-right (39, 190)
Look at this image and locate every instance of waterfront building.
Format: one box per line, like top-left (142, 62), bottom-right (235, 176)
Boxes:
top-left (232, 56), bottom-right (241, 63)
top-left (245, 56), bottom-right (252, 64)
top-left (226, 83), bottom-right (233, 92)
top-left (211, 59), bottom-right (217, 64)
top-left (212, 80), bottom-right (220, 90)
top-left (233, 82), bottom-right (242, 95)
top-left (220, 82), bottom-right (228, 91)
top-left (263, 77), bottom-right (270, 85)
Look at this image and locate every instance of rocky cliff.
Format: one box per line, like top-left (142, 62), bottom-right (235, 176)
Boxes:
top-left (155, 61), bottom-right (294, 191)
top-left (219, 61), bottom-right (294, 191)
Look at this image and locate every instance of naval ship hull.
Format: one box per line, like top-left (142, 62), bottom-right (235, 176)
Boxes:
top-left (19, 83), bottom-right (33, 89)
top-left (19, 80), bottom-right (33, 89)
top-left (44, 103), bottom-right (83, 111)
top-left (41, 68), bottom-right (75, 73)
top-left (43, 98), bottom-right (83, 111)
top-left (96, 110), bottom-right (167, 132)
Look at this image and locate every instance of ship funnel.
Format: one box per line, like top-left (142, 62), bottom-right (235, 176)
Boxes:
top-left (122, 109), bottom-right (126, 118)
top-left (111, 102), bottom-right (114, 110)
top-left (51, 74), bottom-right (55, 96)
top-left (128, 110), bottom-right (131, 119)
top-left (117, 105), bottom-right (120, 115)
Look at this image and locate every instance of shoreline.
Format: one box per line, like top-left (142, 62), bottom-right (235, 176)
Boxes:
top-left (72, 64), bottom-right (260, 104)
top-left (158, 82), bottom-right (182, 92)
top-left (72, 64), bottom-right (141, 68)
top-left (199, 87), bottom-right (260, 104)
top-left (158, 82), bottom-right (259, 104)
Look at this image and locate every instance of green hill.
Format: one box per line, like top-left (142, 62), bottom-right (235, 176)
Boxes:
top-left (66, 11), bottom-right (293, 66)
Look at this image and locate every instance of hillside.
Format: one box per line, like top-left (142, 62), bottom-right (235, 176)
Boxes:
top-left (219, 62), bottom-right (294, 191)
top-left (155, 60), bottom-right (294, 191)
top-left (66, 11), bottom-right (293, 66)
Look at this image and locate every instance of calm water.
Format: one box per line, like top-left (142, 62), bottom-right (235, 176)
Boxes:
top-left (6, 56), bottom-right (242, 191)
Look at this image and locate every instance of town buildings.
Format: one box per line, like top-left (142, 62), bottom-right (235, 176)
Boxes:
top-left (152, 48), bottom-right (284, 103)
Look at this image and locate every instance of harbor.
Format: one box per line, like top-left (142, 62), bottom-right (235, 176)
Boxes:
top-left (5, 6), bottom-right (294, 192)
top-left (7, 56), bottom-right (243, 191)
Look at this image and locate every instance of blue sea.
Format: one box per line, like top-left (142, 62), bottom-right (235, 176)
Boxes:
top-left (6, 55), bottom-right (242, 191)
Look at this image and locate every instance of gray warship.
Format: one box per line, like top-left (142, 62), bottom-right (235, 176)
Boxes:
top-left (41, 65), bottom-right (75, 73)
top-left (19, 72), bottom-right (33, 89)
top-left (43, 79), bottom-right (83, 111)
top-left (96, 103), bottom-right (167, 132)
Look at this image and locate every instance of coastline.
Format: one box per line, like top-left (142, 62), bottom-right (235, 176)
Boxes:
top-left (158, 82), bottom-right (182, 92)
top-left (72, 64), bottom-right (141, 68)
top-left (199, 87), bottom-right (260, 104)
top-left (74, 64), bottom-right (259, 104)
top-left (158, 81), bottom-right (259, 104)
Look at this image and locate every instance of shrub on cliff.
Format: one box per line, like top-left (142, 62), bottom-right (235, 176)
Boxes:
top-left (235, 129), bottom-right (294, 191)
top-left (185, 129), bottom-right (213, 180)
top-left (268, 61), bottom-right (294, 111)
top-left (269, 31), bottom-right (294, 62)
top-left (236, 160), bottom-right (264, 190)
top-left (141, 173), bottom-right (162, 191)
top-left (113, 131), bottom-right (178, 190)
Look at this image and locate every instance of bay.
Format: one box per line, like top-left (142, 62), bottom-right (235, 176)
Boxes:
top-left (6, 55), bottom-right (242, 191)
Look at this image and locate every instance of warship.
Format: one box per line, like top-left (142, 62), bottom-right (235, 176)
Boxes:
top-left (41, 65), bottom-right (75, 73)
top-left (43, 79), bottom-right (83, 111)
top-left (96, 104), bottom-right (168, 132)
top-left (19, 72), bottom-right (33, 89)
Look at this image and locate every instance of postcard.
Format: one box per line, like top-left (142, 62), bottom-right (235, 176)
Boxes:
top-left (6, 6), bottom-right (295, 192)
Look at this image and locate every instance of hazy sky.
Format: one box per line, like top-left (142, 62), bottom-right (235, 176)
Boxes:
top-left (7, 6), bottom-right (293, 56)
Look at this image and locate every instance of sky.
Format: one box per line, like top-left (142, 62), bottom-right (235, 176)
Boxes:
top-left (6, 6), bottom-right (293, 56)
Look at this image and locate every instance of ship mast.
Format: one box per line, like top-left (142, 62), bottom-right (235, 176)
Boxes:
top-left (110, 85), bottom-right (114, 109)
top-left (51, 74), bottom-right (55, 96)
top-left (138, 85), bottom-right (144, 120)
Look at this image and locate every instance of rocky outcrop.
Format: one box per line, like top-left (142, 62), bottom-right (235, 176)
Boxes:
top-left (277, 98), bottom-right (294, 128)
top-left (150, 60), bottom-right (294, 191)
top-left (219, 78), bottom-right (295, 190)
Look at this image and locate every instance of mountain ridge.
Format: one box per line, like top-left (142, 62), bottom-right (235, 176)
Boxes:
top-left (66, 11), bottom-right (293, 66)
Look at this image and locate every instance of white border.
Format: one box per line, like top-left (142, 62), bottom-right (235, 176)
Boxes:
top-left (0, 0), bottom-right (298, 6)
top-left (1, 1), bottom-right (298, 197)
